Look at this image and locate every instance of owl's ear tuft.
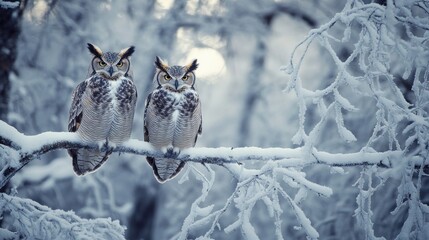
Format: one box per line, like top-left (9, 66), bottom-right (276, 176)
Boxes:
top-left (186, 59), bottom-right (198, 73)
top-left (87, 43), bottom-right (103, 58)
top-left (119, 46), bottom-right (135, 59)
top-left (155, 56), bottom-right (169, 72)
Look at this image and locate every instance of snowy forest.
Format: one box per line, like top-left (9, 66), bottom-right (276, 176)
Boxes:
top-left (0, 0), bottom-right (429, 239)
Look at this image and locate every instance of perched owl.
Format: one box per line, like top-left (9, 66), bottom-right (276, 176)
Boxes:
top-left (144, 57), bottom-right (202, 183)
top-left (68, 43), bottom-right (137, 175)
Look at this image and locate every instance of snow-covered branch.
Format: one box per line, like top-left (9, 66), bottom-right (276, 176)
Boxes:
top-left (0, 0), bottom-right (19, 9)
top-left (0, 120), bottom-right (402, 188)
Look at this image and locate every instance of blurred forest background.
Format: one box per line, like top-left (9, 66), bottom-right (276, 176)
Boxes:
top-left (1, 0), bottom-right (428, 239)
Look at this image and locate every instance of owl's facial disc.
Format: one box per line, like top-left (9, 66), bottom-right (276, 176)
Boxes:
top-left (162, 78), bottom-right (181, 92)
top-left (96, 58), bottom-right (128, 80)
top-left (91, 51), bottom-right (131, 80)
top-left (165, 74), bottom-right (192, 92)
top-left (155, 59), bottom-right (196, 92)
top-left (96, 62), bottom-right (118, 80)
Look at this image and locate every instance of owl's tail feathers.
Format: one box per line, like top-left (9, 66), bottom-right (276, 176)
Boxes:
top-left (68, 148), bottom-right (112, 175)
top-left (146, 157), bottom-right (185, 183)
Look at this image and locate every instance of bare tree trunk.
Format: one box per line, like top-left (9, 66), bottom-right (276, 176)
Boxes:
top-left (126, 186), bottom-right (157, 240)
top-left (0, 0), bottom-right (26, 122)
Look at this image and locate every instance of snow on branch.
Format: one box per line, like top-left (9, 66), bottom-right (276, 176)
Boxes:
top-left (0, 0), bottom-right (19, 9)
top-left (0, 120), bottom-right (402, 188)
top-left (0, 193), bottom-right (125, 239)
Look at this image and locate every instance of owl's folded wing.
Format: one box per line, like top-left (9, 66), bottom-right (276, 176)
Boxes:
top-left (143, 93), bottom-right (152, 142)
top-left (68, 81), bottom-right (87, 132)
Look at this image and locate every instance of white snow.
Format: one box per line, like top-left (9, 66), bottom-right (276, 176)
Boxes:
top-left (180, 146), bottom-right (303, 162)
top-left (0, 0), bottom-right (19, 9)
top-left (0, 193), bottom-right (126, 240)
top-left (276, 168), bottom-right (333, 197)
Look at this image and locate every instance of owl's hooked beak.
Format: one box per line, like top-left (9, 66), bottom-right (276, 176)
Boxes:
top-left (108, 66), bottom-right (114, 76)
top-left (174, 80), bottom-right (179, 89)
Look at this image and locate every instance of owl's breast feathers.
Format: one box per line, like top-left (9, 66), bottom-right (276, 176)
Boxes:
top-left (151, 88), bottom-right (199, 118)
top-left (68, 75), bottom-right (137, 175)
top-left (86, 76), bottom-right (137, 112)
top-left (114, 78), bottom-right (138, 112)
top-left (144, 88), bottom-right (201, 149)
top-left (144, 87), bottom-right (201, 182)
top-left (73, 75), bottom-right (137, 143)
top-left (86, 76), bottom-right (111, 112)
top-left (181, 92), bottom-right (199, 117)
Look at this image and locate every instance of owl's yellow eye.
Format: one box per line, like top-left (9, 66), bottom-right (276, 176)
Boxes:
top-left (164, 75), bottom-right (172, 81)
top-left (182, 75), bottom-right (189, 81)
top-left (99, 61), bottom-right (106, 67)
top-left (117, 61), bottom-right (123, 67)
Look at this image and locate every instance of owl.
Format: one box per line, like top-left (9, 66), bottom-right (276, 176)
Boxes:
top-left (68, 43), bottom-right (137, 175)
top-left (144, 57), bottom-right (202, 183)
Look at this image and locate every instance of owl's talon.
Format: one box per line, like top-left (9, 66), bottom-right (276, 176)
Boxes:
top-left (173, 147), bottom-right (180, 155)
top-left (161, 147), bottom-right (168, 154)
top-left (164, 148), bottom-right (179, 158)
top-left (97, 141), bottom-right (107, 151)
top-left (108, 142), bottom-right (117, 150)
top-left (97, 140), bottom-right (116, 153)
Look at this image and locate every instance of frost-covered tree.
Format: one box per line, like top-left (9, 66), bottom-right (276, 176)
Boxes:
top-left (1, 0), bottom-right (429, 239)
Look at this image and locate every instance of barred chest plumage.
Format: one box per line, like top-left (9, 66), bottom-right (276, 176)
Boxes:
top-left (85, 76), bottom-right (136, 113)
top-left (145, 86), bottom-right (201, 151)
top-left (78, 75), bottom-right (137, 144)
top-left (151, 88), bottom-right (199, 120)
